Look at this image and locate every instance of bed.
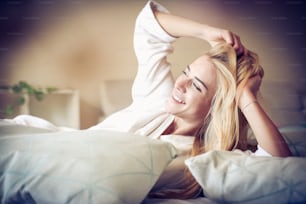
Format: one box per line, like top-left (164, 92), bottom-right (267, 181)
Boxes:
top-left (1, 79), bottom-right (306, 204)
top-left (1, 119), bottom-right (306, 204)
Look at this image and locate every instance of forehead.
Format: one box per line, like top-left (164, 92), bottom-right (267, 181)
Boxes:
top-left (189, 55), bottom-right (217, 91)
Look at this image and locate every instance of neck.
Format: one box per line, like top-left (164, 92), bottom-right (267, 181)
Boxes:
top-left (163, 116), bottom-right (201, 136)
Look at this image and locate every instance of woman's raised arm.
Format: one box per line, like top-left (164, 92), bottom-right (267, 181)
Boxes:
top-left (154, 10), bottom-right (247, 55)
top-left (238, 75), bottom-right (292, 157)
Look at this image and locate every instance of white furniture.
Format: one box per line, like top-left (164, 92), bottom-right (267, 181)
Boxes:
top-left (0, 89), bottom-right (80, 129)
top-left (99, 79), bottom-right (133, 121)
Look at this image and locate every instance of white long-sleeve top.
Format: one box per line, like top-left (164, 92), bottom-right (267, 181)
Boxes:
top-left (89, 1), bottom-right (176, 140)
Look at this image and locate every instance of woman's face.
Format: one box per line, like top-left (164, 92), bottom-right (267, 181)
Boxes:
top-left (166, 54), bottom-right (217, 122)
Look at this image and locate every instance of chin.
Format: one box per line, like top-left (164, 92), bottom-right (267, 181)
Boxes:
top-left (165, 102), bottom-right (181, 115)
top-left (165, 101), bottom-right (175, 114)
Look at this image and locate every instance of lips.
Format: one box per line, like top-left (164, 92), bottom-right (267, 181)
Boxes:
top-left (172, 94), bottom-right (186, 104)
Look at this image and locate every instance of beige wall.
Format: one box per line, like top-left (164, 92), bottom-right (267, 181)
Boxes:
top-left (0, 0), bottom-right (305, 128)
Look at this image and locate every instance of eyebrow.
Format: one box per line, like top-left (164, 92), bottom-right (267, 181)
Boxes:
top-left (187, 65), bottom-right (208, 91)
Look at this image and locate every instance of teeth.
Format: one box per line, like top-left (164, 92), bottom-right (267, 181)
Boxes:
top-left (173, 95), bottom-right (185, 104)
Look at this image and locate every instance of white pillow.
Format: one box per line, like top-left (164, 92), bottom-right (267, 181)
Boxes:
top-left (186, 151), bottom-right (306, 204)
top-left (0, 129), bottom-right (177, 204)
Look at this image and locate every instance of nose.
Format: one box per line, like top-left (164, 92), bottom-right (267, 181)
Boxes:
top-left (175, 75), bottom-right (191, 93)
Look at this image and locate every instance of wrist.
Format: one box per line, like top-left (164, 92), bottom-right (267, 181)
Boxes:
top-left (241, 100), bottom-right (257, 112)
top-left (238, 90), bottom-right (257, 110)
top-left (200, 24), bottom-right (217, 43)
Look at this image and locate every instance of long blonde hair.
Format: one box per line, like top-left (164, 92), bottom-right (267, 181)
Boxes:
top-left (195, 43), bottom-right (264, 153)
top-left (149, 43), bottom-right (264, 199)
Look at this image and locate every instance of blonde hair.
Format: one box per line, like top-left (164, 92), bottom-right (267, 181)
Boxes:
top-left (149, 43), bottom-right (264, 199)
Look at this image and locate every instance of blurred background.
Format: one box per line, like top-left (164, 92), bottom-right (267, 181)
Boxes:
top-left (0, 0), bottom-right (305, 129)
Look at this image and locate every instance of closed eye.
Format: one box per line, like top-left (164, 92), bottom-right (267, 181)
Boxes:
top-left (182, 68), bottom-right (202, 92)
top-left (192, 82), bottom-right (202, 92)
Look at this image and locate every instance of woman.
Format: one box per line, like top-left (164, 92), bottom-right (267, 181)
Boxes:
top-left (90, 1), bottom-right (292, 198)
top-left (91, 0), bottom-right (291, 156)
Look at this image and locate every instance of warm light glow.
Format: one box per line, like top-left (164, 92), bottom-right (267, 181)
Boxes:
top-left (0, 0), bottom-right (305, 128)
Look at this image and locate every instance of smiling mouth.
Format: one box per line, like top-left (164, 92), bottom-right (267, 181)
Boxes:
top-left (172, 95), bottom-right (186, 104)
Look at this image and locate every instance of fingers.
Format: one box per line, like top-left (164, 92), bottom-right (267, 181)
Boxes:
top-left (211, 28), bottom-right (248, 56)
top-left (222, 30), bottom-right (235, 45)
top-left (249, 74), bottom-right (262, 84)
top-left (232, 34), bottom-right (248, 56)
top-left (223, 30), bottom-right (247, 56)
top-left (248, 74), bottom-right (262, 93)
top-left (252, 74), bottom-right (263, 81)
top-left (256, 74), bottom-right (263, 86)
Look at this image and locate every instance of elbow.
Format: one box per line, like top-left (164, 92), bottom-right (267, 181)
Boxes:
top-left (270, 147), bottom-right (293, 157)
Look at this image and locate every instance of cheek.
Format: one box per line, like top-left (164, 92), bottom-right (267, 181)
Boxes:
top-left (188, 93), bottom-right (212, 117)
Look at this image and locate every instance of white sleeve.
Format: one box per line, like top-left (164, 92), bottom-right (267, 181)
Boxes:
top-left (132, 1), bottom-right (176, 102)
top-left (253, 144), bottom-right (272, 156)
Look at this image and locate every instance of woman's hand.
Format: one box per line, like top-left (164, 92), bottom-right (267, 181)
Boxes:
top-left (237, 75), bottom-right (262, 112)
top-left (202, 25), bottom-right (247, 56)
